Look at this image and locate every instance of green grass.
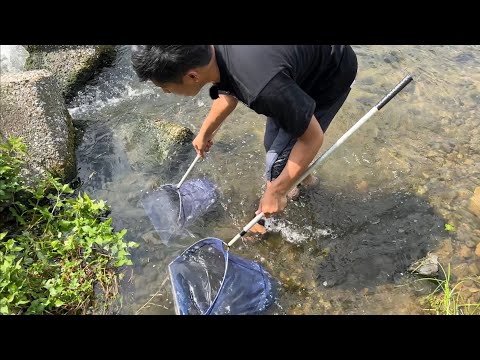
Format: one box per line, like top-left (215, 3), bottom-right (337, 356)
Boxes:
top-left (418, 263), bottom-right (480, 315)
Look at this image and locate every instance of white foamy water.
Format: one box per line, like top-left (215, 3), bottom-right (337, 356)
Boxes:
top-left (0, 45), bottom-right (28, 73)
top-left (265, 217), bottom-right (333, 244)
top-left (68, 85), bottom-right (156, 117)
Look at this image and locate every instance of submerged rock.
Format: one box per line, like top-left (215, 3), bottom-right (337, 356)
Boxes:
top-left (469, 187), bottom-right (480, 218)
top-left (153, 119), bottom-right (194, 145)
top-left (119, 117), bottom-right (194, 171)
top-left (408, 253), bottom-right (439, 276)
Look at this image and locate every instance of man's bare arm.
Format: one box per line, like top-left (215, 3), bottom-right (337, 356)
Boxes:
top-left (271, 115), bottom-right (324, 195)
top-left (193, 95), bottom-right (238, 157)
top-left (257, 115), bottom-right (324, 216)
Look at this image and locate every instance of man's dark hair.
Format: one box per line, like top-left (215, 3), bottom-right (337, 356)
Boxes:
top-left (131, 45), bottom-right (212, 84)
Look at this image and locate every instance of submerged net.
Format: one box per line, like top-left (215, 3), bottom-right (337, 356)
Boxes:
top-left (168, 237), bottom-right (276, 315)
top-left (142, 178), bottom-right (217, 242)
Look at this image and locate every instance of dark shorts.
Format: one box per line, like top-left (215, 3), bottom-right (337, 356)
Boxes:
top-left (264, 87), bottom-right (352, 181)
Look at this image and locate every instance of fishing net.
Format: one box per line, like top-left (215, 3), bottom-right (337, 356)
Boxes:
top-left (142, 178), bottom-right (217, 242)
top-left (168, 237), bottom-right (276, 315)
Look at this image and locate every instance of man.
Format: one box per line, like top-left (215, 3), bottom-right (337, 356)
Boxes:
top-left (131, 45), bottom-right (357, 224)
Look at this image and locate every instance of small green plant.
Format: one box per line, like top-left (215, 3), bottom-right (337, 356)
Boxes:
top-left (418, 262), bottom-right (480, 315)
top-left (444, 223), bottom-right (455, 232)
top-left (0, 137), bottom-right (28, 209)
top-left (1, 137), bottom-right (138, 315)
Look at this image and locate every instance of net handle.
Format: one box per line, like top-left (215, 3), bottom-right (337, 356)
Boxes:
top-left (176, 126), bottom-right (224, 189)
top-left (176, 154), bottom-right (201, 188)
top-left (227, 75), bottom-right (414, 248)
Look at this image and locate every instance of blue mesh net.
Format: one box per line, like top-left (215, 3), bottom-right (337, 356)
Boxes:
top-left (141, 178), bottom-right (217, 243)
top-left (168, 238), bottom-right (276, 315)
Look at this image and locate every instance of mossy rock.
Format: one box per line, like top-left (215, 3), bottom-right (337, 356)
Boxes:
top-left (24, 45), bottom-right (117, 102)
top-left (118, 118), bottom-right (194, 173)
top-left (153, 119), bottom-right (195, 145)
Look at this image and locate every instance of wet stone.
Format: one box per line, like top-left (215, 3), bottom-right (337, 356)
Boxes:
top-left (458, 245), bottom-right (472, 259)
top-left (465, 240), bottom-right (476, 249)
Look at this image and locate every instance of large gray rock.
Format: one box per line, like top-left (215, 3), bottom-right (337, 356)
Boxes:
top-left (24, 45), bottom-right (116, 102)
top-left (0, 70), bottom-right (76, 181)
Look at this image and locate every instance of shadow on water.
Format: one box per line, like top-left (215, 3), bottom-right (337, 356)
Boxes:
top-left (302, 187), bottom-right (445, 290)
top-left (242, 185), bottom-right (447, 315)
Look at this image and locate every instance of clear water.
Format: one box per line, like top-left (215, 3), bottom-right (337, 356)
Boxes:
top-left (69, 45), bottom-right (480, 315)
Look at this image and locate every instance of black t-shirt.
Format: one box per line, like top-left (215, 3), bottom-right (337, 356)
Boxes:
top-left (211, 45), bottom-right (358, 138)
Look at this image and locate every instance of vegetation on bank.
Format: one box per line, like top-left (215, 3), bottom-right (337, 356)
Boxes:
top-left (0, 137), bottom-right (137, 314)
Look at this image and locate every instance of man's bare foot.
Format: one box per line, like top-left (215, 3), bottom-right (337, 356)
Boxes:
top-left (249, 222), bottom-right (267, 235)
top-left (243, 220), bottom-right (268, 242)
top-left (301, 174), bottom-right (319, 188)
top-left (287, 186), bottom-right (301, 200)
top-left (287, 175), bottom-right (318, 201)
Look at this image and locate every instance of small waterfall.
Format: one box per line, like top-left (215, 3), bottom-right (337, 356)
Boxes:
top-left (0, 45), bottom-right (28, 73)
